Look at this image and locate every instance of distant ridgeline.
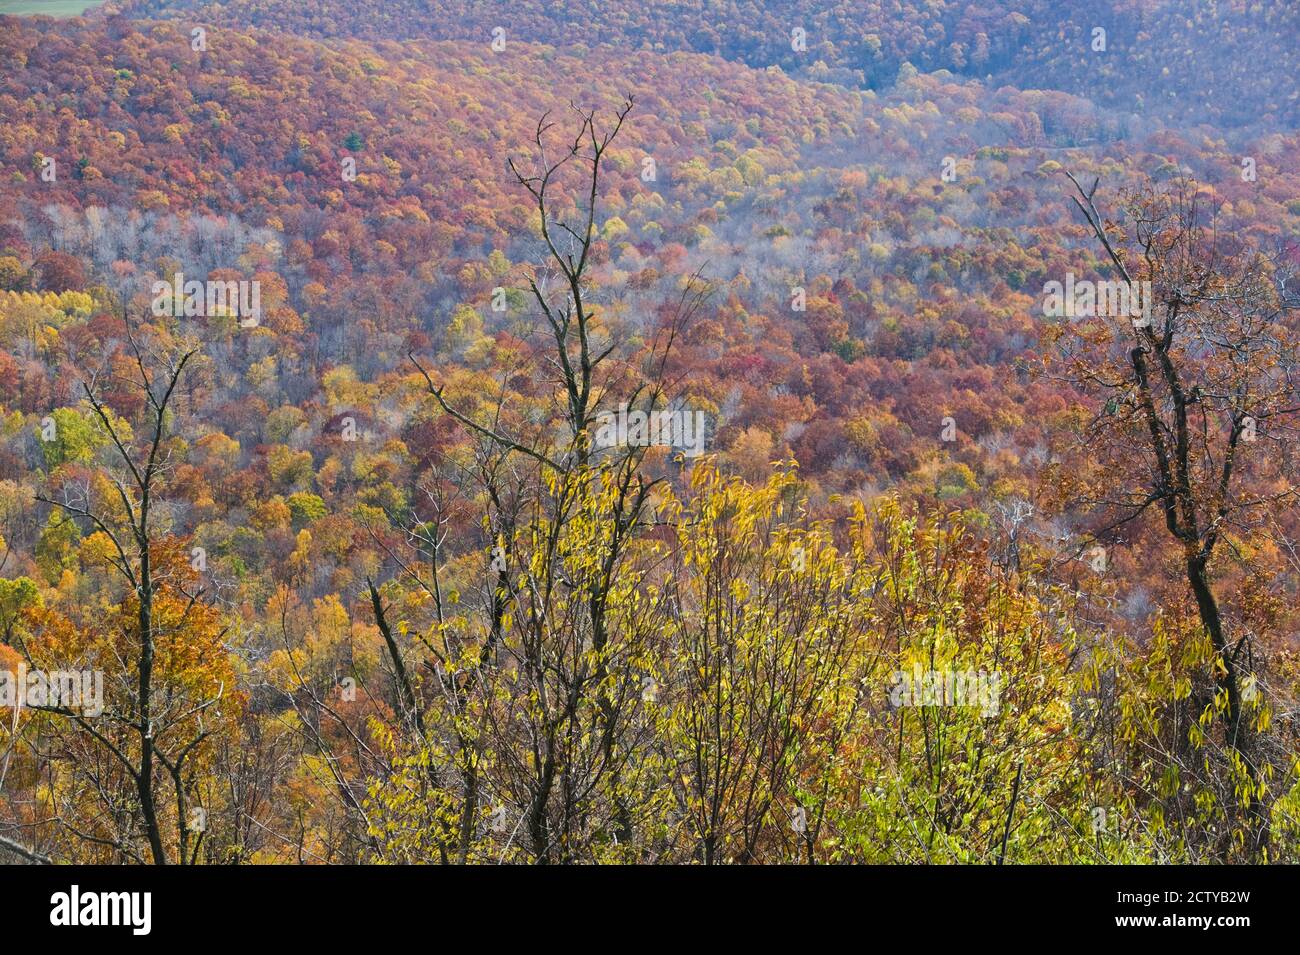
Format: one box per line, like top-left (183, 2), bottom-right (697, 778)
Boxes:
top-left (103, 0), bottom-right (1299, 129)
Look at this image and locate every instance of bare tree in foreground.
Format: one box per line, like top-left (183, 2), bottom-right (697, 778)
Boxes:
top-left (30, 327), bottom-right (227, 864)
top-left (1052, 172), bottom-right (1300, 856)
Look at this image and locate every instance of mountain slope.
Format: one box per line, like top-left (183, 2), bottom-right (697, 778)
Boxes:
top-left (101, 0), bottom-right (1300, 128)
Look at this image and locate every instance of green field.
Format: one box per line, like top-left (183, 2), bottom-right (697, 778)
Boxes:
top-left (0, 0), bottom-right (105, 15)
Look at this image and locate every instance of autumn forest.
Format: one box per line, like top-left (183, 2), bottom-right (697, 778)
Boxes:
top-left (0, 0), bottom-right (1299, 872)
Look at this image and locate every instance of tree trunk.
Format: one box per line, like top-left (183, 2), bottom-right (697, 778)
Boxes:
top-left (137, 552), bottom-right (166, 865)
top-left (1185, 552), bottom-right (1268, 855)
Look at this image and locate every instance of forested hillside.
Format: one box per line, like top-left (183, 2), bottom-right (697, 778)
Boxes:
top-left (104, 0), bottom-right (1300, 127)
top-left (0, 1), bottom-right (1298, 866)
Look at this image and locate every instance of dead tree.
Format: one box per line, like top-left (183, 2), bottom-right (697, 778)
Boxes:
top-left (32, 323), bottom-right (224, 864)
top-left (1056, 172), bottom-right (1299, 855)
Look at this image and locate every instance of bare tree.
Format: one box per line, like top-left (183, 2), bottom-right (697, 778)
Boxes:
top-left (394, 99), bottom-right (712, 861)
top-left (30, 323), bottom-right (226, 864)
top-left (1053, 172), bottom-right (1300, 855)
